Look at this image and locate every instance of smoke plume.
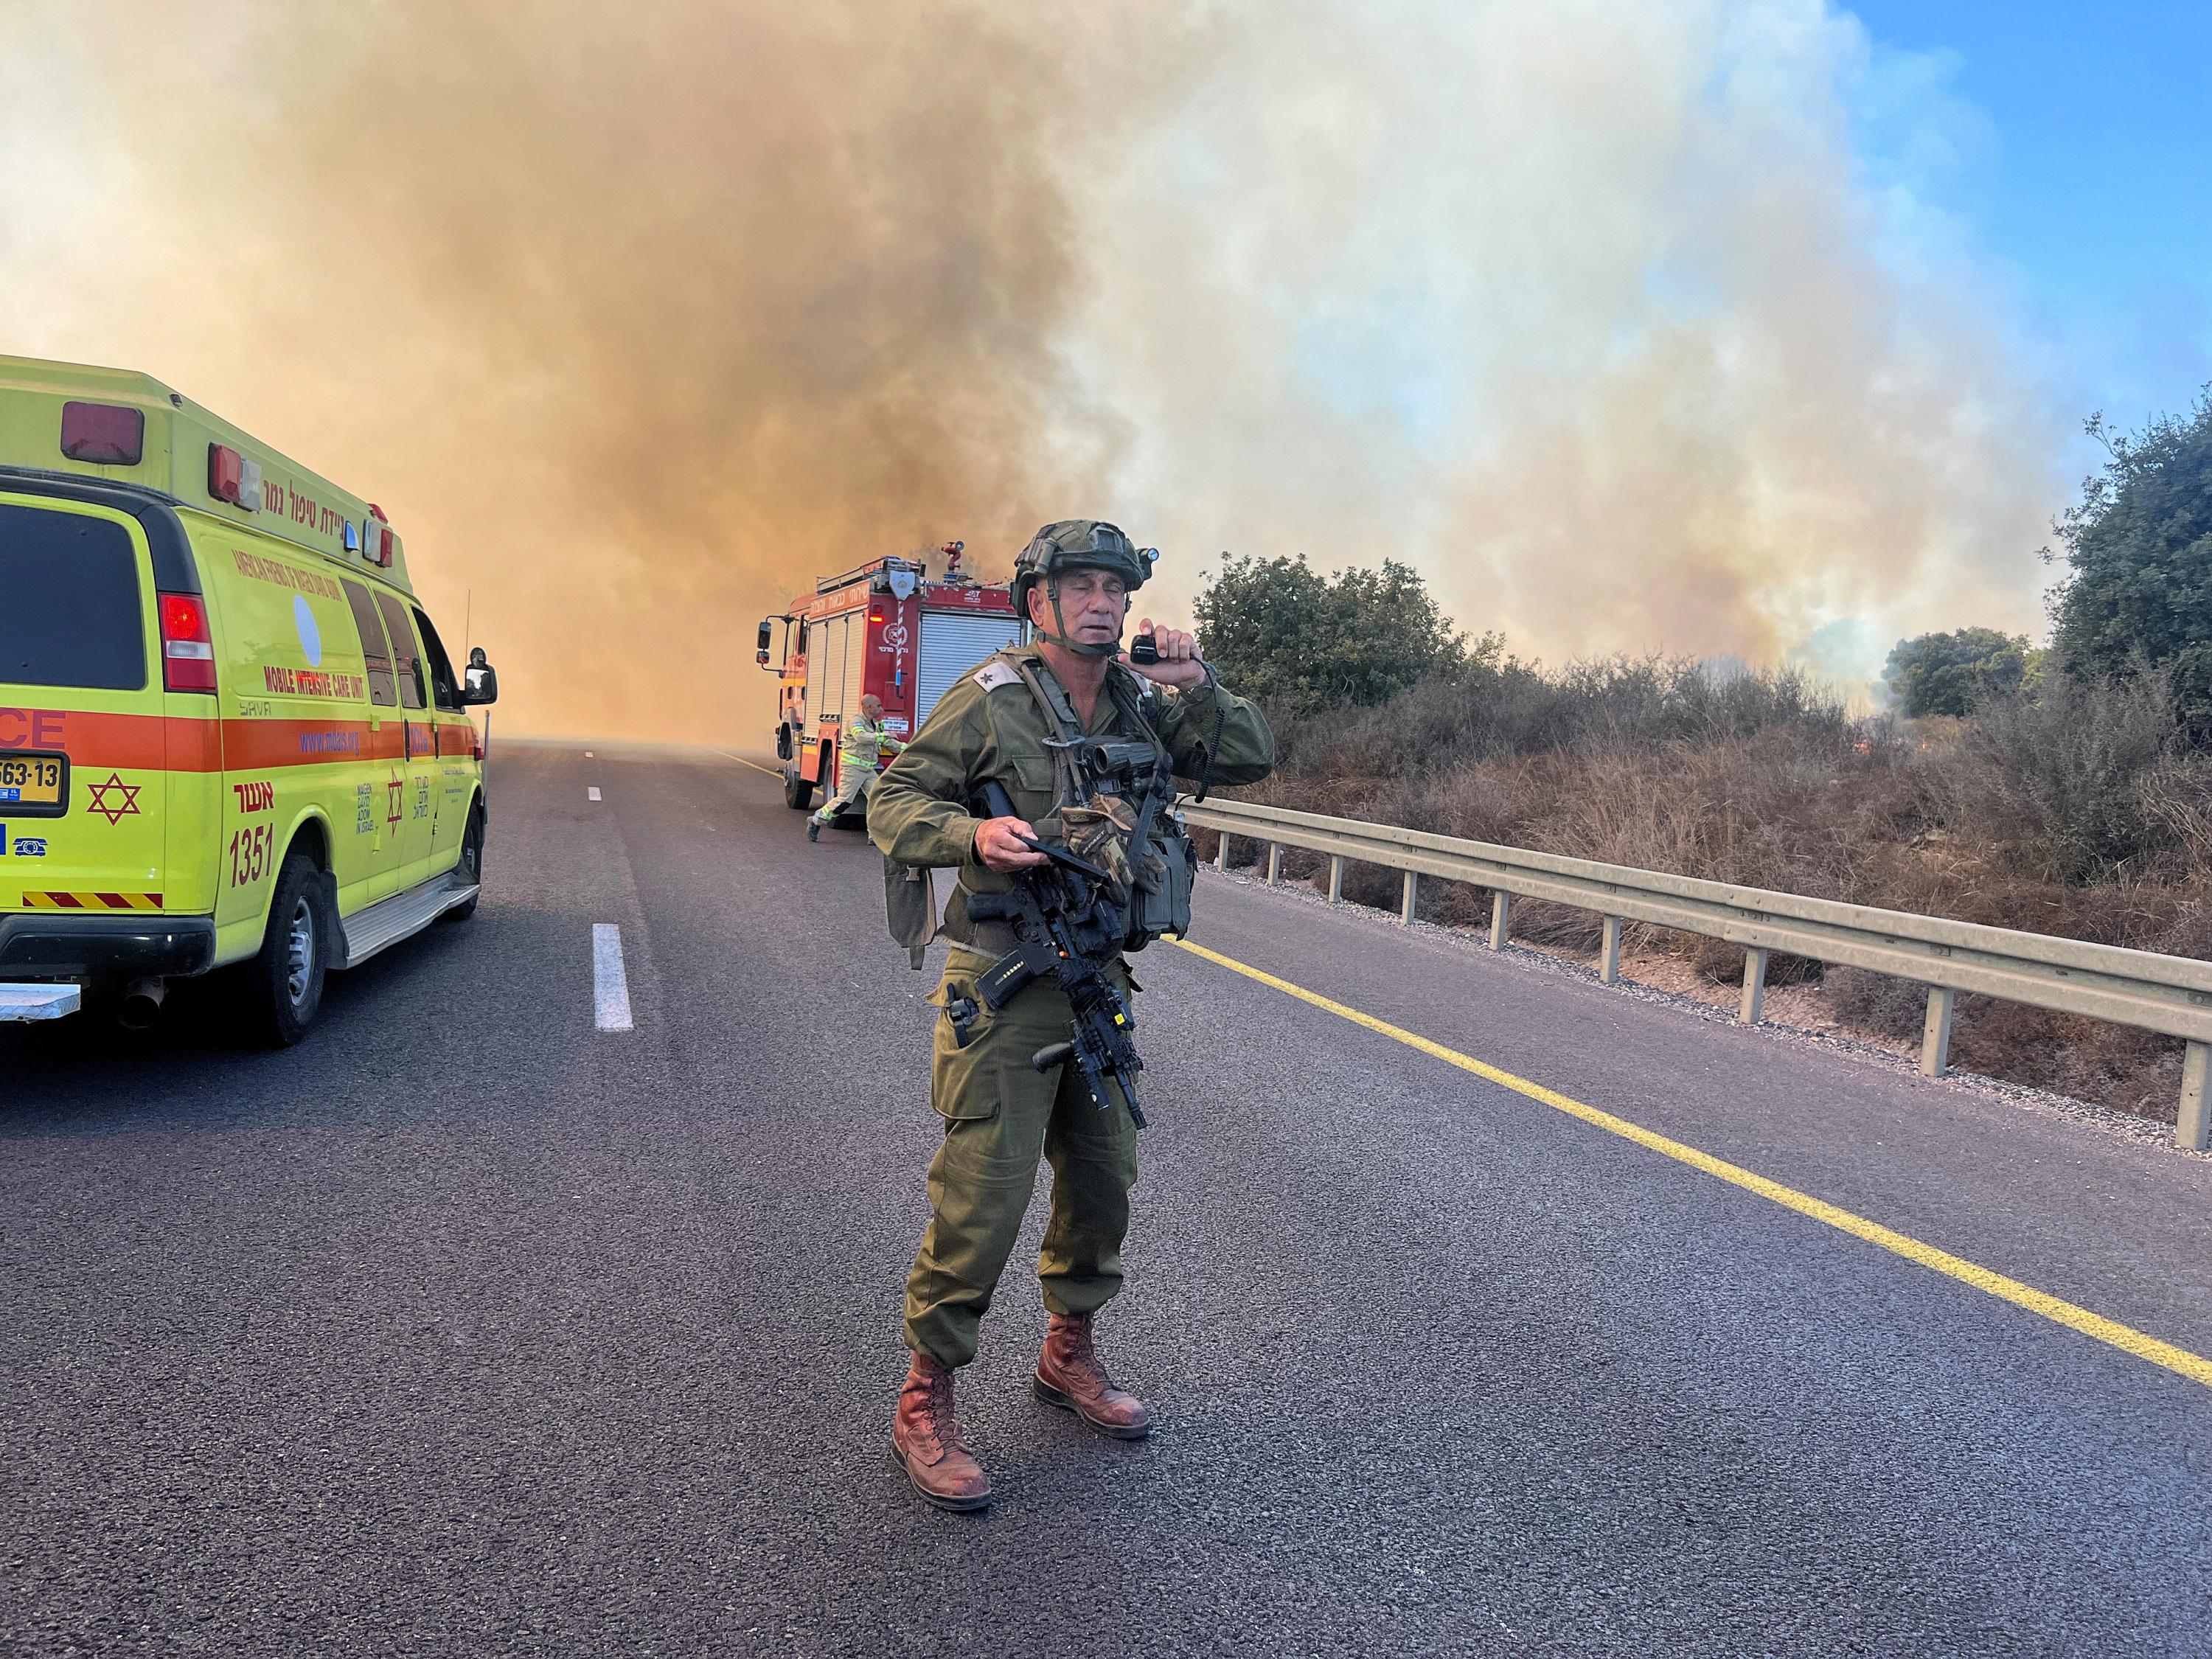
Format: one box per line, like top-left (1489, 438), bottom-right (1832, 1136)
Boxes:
top-left (4, 1), bottom-right (2064, 734)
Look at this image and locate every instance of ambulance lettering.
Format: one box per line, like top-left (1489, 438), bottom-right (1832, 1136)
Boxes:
top-left (231, 781), bottom-right (274, 814)
top-left (355, 782), bottom-right (375, 835)
top-left (264, 665), bottom-right (366, 699)
top-left (226, 823), bottom-right (275, 889)
top-left (0, 709), bottom-right (68, 748)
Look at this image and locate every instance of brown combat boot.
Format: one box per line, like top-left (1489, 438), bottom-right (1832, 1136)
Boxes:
top-left (891, 1352), bottom-right (992, 1512)
top-left (1033, 1312), bottom-right (1152, 1439)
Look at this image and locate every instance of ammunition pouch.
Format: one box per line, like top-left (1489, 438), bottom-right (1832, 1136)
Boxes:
top-left (1057, 797), bottom-right (1193, 950)
top-left (1134, 813), bottom-right (1196, 945)
top-left (883, 858), bottom-right (939, 970)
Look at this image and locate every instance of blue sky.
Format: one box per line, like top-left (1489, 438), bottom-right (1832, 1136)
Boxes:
top-left (1848, 0), bottom-right (2212, 439)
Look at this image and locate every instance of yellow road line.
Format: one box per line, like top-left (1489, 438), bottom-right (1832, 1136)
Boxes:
top-left (714, 749), bottom-right (783, 778)
top-left (1172, 936), bottom-right (2212, 1392)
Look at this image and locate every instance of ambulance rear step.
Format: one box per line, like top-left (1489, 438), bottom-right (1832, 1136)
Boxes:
top-left (335, 870), bottom-right (480, 970)
top-left (0, 984), bottom-right (83, 1022)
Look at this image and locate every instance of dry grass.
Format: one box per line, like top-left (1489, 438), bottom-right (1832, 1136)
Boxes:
top-left (1205, 660), bottom-right (2212, 1124)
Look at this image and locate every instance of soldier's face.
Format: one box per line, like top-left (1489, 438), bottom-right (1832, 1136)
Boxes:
top-left (1035, 568), bottom-right (1128, 644)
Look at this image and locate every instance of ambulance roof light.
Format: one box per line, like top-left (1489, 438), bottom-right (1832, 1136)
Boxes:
top-left (60, 401), bottom-right (145, 466)
top-left (206, 442), bottom-right (263, 512)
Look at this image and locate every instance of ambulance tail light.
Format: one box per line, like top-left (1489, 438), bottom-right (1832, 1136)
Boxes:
top-left (159, 592), bottom-right (218, 693)
top-left (60, 401), bottom-right (146, 465)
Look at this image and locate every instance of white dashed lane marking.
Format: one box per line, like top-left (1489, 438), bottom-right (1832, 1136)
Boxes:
top-left (587, 786), bottom-right (602, 801)
top-left (592, 923), bottom-right (635, 1032)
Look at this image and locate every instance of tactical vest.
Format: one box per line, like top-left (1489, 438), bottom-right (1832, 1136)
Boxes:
top-left (883, 652), bottom-right (1198, 967)
top-left (1007, 655), bottom-right (1197, 952)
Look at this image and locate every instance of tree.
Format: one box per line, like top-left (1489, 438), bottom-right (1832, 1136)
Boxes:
top-left (1193, 553), bottom-right (1489, 712)
top-left (2047, 390), bottom-right (2212, 722)
top-left (1882, 627), bottom-right (2029, 717)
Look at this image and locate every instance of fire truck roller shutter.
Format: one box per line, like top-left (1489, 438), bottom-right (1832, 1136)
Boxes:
top-left (840, 608), bottom-right (866, 724)
top-left (820, 613), bottom-right (849, 721)
top-left (915, 611), bottom-right (1026, 731)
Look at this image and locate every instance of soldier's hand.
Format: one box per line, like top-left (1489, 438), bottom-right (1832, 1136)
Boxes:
top-left (975, 815), bottom-right (1051, 872)
top-left (1120, 618), bottom-right (1208, 689)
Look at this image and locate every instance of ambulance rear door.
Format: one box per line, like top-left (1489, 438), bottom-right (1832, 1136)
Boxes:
top-left (0, 492), bottom-right (170, 916)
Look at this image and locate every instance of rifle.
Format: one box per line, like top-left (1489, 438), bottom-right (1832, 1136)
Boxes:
top-left (956, 779), bottom-right (1148, 1128)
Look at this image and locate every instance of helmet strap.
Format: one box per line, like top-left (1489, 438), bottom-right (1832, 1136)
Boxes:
top-left (1040, 576), bottom-right (1123, 659)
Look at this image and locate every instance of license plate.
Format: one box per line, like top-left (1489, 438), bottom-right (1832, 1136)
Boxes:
top-left (0, 751), bottom-right (69, 816)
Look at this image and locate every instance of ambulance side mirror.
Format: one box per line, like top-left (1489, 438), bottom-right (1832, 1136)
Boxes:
top-left (463, 652), bottom-right (500, 706)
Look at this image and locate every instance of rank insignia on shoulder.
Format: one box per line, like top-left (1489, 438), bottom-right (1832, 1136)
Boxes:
top-left (972, 661), bottom-right (1022, 692)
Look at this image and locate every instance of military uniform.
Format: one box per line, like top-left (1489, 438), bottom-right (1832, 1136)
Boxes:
top-left (868, 646), bottom-right (1275, 1368)
top-left (812, 714), bottom-right (905, 827)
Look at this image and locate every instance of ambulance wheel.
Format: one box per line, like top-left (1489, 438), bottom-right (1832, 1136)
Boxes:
top-left (241, 852), bottom-right (329, 1047)
top-left (442, 805), bottom-right (485, 923)
top-left (784, 771), bottom-right (814, 811)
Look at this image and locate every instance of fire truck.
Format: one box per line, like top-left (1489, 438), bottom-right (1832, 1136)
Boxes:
top-left (757, 542), bottom-right (1024, 813)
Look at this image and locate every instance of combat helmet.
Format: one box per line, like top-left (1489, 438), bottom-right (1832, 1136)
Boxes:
top-left (1012, 519), bottom-right (1158, 658)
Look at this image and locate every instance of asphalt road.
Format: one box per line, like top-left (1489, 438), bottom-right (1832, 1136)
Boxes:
top-left (6, 739), bottom-right (2211, 1658)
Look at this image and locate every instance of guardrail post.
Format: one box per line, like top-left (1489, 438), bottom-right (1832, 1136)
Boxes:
top-left (1919, 986), bottom-right (1955, 1079)
top-left (1266, 844), bottom-right (1282, 887)
top-left (1327, 855), bottom-right (1344, 905)
top-left (1214, 833), bottom-right (1230, 873)
top-left (1739, 947), bottom-right (1769, 1026)
top-left (1399, 871), bottom-right (1419, 925)
top-left (1489, 891), bottom-right (1512, 950)
top-left (2180, 1041), bottom-right (2211, 1151)
top-left (1600, 916), bottom-right (1622, 984)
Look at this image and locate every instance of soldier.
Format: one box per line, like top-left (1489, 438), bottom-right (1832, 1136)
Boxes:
top-left (808, 692), bottom-right (905, 842)
top-left (867, 519), bottom-right (1275, 1511)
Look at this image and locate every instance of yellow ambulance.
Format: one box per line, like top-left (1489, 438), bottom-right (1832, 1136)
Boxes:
top-left (0, 355), bottom-right (498, 1043)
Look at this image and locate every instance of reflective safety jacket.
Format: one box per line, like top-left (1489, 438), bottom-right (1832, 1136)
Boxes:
top-left (840, 715), bottom-right (905, 774)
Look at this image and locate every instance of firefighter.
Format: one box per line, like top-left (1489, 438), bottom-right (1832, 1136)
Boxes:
top-left (808, 693), bottom-right (905, 841)
top-left (866, 519), bottom-right (1276, 1511)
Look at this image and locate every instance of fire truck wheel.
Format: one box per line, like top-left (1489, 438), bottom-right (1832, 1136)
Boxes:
top-left (785, 771), bottom-right (814, 811)
top-left (237, 850), bottom-right (330, 1048)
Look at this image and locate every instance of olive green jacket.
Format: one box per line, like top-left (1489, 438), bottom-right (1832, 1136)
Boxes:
top-left (868, 647), bottom-right (1275, 936)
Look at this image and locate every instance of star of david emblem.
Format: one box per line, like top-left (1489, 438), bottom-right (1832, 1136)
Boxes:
top-left (84, 772), bottom-right (143, 826)
top-left (387, 769), bottom-right (406, 826)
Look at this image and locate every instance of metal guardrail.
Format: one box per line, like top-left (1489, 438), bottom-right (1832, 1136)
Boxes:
top-left (1180, 794), bottom-right (2212, 1151)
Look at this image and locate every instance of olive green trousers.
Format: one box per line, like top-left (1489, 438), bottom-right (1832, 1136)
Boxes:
top-left (905, 947), bottom-right (1140, 1369)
